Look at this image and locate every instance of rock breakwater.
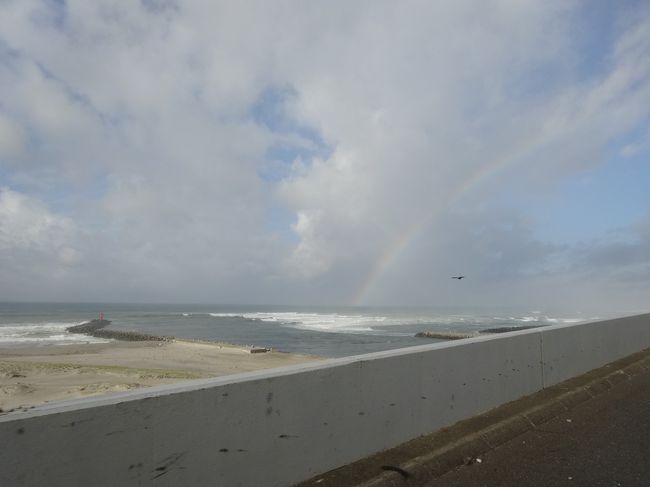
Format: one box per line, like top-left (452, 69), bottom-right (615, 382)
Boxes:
top-left (415, 331), bottom-right (477, 340)
top-left (415, 325), bottom-right (547, 341)
top-left (66, 319), bottom-right (173, 342)
top-left (480, 325), bottom-right (545, 334)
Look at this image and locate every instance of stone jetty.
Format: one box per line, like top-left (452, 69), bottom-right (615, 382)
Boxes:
top-left (415, 331), bottom-right (477, 340)
top-left (66, 319), bottom-right (270, 351)
top-left (415, 325), bottom-right (547, 341)
top-left (66, 319), bottom-right (173, 342)
top-left (480, 325), bottom-right (545, 334)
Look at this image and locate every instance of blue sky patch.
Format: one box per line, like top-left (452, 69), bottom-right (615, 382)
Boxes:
top-left (253, 84), bottom-right (332, 182)
top-left (264, 206), bottom-right (299, 244)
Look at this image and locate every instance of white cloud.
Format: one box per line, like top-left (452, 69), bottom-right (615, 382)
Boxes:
top-left (0, 189), bottom-right (75, 253)
top-left (0, 1), bottom-right (648, 307)
top-left (277, 2), bottom-right (650, 303)
top-left (0, 188), bottom-right (81, 297)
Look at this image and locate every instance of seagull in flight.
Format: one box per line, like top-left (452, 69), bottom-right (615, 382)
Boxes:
top-left (451, 276), bottom-right (465, 280)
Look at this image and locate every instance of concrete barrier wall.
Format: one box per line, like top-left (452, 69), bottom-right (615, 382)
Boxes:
top-left (1, 313), bottom-right (649, 487)
top-left (540, 314), bottom-right (650, 386)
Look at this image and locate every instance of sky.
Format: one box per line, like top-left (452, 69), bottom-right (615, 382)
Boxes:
top-left (0, 0), bottom-right (649, 312)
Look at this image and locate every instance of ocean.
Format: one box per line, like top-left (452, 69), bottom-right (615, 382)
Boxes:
top-left (0, 302), bottom-right (619, 358)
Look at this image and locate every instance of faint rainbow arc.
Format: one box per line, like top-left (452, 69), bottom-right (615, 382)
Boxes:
top-left (350, 135), bottom-right (546, 306)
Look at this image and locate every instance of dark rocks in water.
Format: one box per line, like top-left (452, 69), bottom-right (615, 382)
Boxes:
top-left (416, 325), bottom-right (548, 340)
top-left (66, 319), bottom-right (173, 342)
top-left (415, 331), bottom-right (476, 340)
top-left (83, 329), bottom-right (174, 342)
top-left (480, 325), bottom-right (546, 334)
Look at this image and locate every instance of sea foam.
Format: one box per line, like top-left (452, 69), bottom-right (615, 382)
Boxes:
top-left (0, 322), bottom-right (111, 346)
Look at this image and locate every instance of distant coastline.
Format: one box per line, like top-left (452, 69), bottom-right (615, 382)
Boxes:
top-left (0, 302), bottom-right (606, 357)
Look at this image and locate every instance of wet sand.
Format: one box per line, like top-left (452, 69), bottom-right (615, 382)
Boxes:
top-left (0, 340), bottom-right (318, 412)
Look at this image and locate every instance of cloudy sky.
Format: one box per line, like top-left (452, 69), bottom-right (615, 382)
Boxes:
top-left (1, 0), bottom-right (649, 311)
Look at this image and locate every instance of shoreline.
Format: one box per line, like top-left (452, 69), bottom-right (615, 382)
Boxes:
top-left (1, 338), bottom-right (319, 413)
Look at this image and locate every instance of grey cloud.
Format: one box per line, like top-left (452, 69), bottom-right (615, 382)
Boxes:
top-left (0, 188), bottom-right (82, 299)
top-left (572, 216), bottom-right (650, 283)
top-left (0, 1), bottom-right (648, 307)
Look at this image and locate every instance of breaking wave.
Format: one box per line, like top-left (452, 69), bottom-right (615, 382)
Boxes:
top-left (0, 322), bottom-right (111, 346)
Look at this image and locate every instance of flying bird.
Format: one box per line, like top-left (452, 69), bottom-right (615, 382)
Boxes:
top-left (451, 276), bottom-right (465, 280)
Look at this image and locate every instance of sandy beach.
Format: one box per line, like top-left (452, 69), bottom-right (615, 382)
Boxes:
top-left (0, 340), bottom-right (318, 413)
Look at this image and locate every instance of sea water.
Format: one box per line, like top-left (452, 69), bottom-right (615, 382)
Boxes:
top-left (0, 302), bottom-right (616, 358)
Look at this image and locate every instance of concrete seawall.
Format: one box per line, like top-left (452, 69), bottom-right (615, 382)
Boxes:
top-left (2, 313), bottom-right (649, 487)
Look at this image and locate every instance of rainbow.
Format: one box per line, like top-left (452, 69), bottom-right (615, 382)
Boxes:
top-left (350, 133), bottom-right (548, 306)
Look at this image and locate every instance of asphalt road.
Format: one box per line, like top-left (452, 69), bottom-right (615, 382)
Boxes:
top-left (424, 368), bottom-right (650, 487)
